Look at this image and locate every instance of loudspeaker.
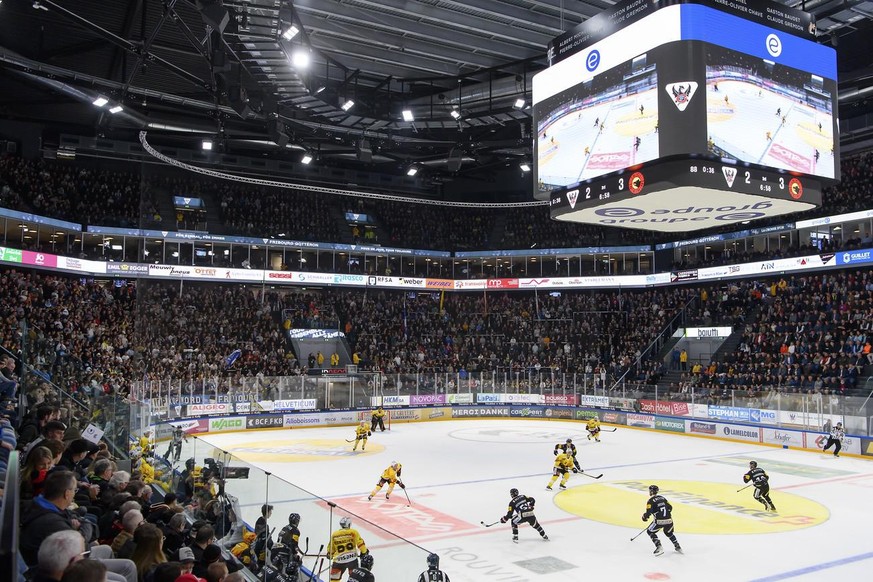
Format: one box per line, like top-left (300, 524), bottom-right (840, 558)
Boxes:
top-left (357, 139), bottom-right (372, 163)
top-left (196, 0), bottom-right (230, 33)
top-left (228, 85), bottom-right (252, 118)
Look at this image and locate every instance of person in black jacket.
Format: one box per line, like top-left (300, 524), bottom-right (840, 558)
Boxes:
top-left (20, 471), bottom-right (81, 566)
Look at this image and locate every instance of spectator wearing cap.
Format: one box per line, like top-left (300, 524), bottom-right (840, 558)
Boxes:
top-left (23, 420), bottom-right (68, 461)
top-left (61, 560), bottom-right (108, 582)
top-left (176, 548), bottom-right (195, 575)
top-left (130, 523), bottom-right (166, 582)
top-left (57, 439), bottom-right (99, 475)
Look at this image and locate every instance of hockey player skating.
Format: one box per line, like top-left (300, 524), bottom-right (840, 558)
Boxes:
top-left (352, 421), bottom-right (370, 451)
top-left (822, 422), bottom-right (844, 457)
top-left (417, 554), bottom-right (450, 582)
top-left (546, 452), bottom-right (575, 490)
top-left (165, 425), bottom-right (187, 464)
top-left (368, 461), bottom-right (404, 500)
top-left (328, 516), bottom-right (369, 580)
top-left (553, 438), bottom-right (581, 471)
top-left (743, 461), bottom-right (776, 511)
top-left (500, 488), bottom-right (548, 543)
top-left (642, 485), bottom-right (682, 556)
top-left (370, 407), bottom-right (387, 432)
top-left (587, 416), bottom-right (602, 442)
top-left (346, 553), bottom-right (375, 582)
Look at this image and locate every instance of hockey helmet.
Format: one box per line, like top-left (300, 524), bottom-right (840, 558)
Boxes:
top-left (566, 438), bottom-right (572, 444)
top-left (360, 553), bottom-right (374, 571)
top-left (391, 461), bottom-right (400, 469)
top-left (648, 484), bottom-right (659, 496)
top-left (836, 422), bottom-right (842, 428)
top-left (339, 517), bottom-right (352, 529)
top-left (427, 554), bottom-right (440, 569)
top-left (360, 420), bottom-right (367, 426)
top-left (509, 488), bottom-right (519, 497)
top-left (749, 460), bottom-right (758, 469)
top-left (185, 458), bottom-right (196, 470)
top-left (288, 513), bottom-right (301, 526)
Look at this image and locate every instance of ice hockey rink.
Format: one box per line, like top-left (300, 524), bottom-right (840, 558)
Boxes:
top-left (191, 419), bottom-right (873, 582)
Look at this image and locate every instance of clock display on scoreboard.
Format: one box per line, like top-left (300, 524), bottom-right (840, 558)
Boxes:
top-left (533, 0), bottom-right (838, 232)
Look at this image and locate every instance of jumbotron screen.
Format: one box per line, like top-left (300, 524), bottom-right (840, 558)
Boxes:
top-left (533, 0), bottom-right (838, 232)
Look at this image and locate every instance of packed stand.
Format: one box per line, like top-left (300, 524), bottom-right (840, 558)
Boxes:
top-left (675, 272), bottom-right (873, 400)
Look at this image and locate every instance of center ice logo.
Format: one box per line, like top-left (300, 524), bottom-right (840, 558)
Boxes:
top-left (666, 81), bottom-right (697, 112)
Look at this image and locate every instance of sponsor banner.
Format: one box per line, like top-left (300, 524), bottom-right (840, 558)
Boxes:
top-left (688, 421), bottom-right (717, 435)
top-left (22, 251), bottom-right (57, 268)
top-left (670, 269), bottom-right (698, 283)
top-left (486, 278), bottom-right (519, 289)
top-left (544, 407), bottom-right (576, 419)
top-left (389, 409), bottom-right (423, 422)
top-left (288, 329), bottom-right (345, 339)
top-left (155, 419), bottom-right (209, 439)
top-left (186, 403), bottom-right (230, 416)
top-left (149, 265), bottom-right (193, 277)
top-left (282, 414), bottom-right (322, 427)
top-left (807, 432), bottom-right (861, 455)
top-left (272, 399), bottom-right (318, 411)
top-left (208, 417), bottom-right (246, 432)
top-left (372, 395), bottom-right (411, 407)
top-left (717, 424), bottom-right (761, 442)
top-left (234, 402), bottom-right (251, 414)
top-left (708, 406), bottom-right (750, 422)
top-left (684, 327), bottom-right (732, 339)
top-left (476, 393), bottom-right (543, 404)
top-left (796, 209), bottom-right (873, 229)
top-left (837, 249), bottom-right (873, 266)
top-left (627, 413), bottom-right (656, 428)
top-left (409, 394), bottom-right (447, 406)
top-left (446, 393), bottom-right (474, 404)
top-left (425, 407), bottom-right (450, 421)
top-left (655, 417), bottom-right (686, 433)
top-left (761, 428), bottom-right (803, 447)
top-left (453, 279), bottom-right (487, 290)
top-left (0, 247), bottom-right (23, 263)
top-left (543, 394), bottom-right (577, 405)
top-left (601, 411), bottom-right (626, 425)
top-left (425, 278), bottom-right (454, 289)
top-left (333, 274), bottom-right (367, 286)
top-left (322, 412), bottom-right (359, 425)
top-left (612, 397), bottom-right (637, 411)
top-left (575, 409), bottom-right (600, 420)
top-left (586, 151), bottom-right (631, 170)
top-left (749, 408), bottom-right (778, 424)
top-left (777, 410), bottom-right (845, 427)
top-left (509, 407), bottom-right (547, 418)
top-left (452, 406), bottom-right (511, 418)
top-left (106, 262), bottom-right (150, 275)
top-left (246, 415), bottom-right (285, 429)
top-left (860, 438), bottom-right (873, 458)
top-left (639, 400), bottom-right (691, 416)
top-left (579, 395), bottom-right (609, 408)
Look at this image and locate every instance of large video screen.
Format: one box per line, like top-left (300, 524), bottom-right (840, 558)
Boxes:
top-left (704, 45), bottom-right (836, 179)
top-left (535, 57), bottom-right (659, 194)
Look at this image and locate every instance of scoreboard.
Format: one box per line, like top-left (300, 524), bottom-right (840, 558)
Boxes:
top-left (532, 0), bottom-right (838, 232)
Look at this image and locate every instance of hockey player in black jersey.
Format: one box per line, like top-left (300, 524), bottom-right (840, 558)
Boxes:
top-left (744, 461), bottom-right (776, 511)
top-left (347, 553), bottom-right (375, 582)
top-left (501, 488), bottom-right (549, 543)
top-left (553, 438), bottom-right (581, 471)
top-left (822, 422), bottom-right (844, 457)
top-left (642, 485), bottom-right (682, 556)
top-left (277, 513), bottom-right (302, 559)
top-left (417, 553), bottom-right (450, 582)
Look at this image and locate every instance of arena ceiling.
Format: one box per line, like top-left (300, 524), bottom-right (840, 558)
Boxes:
top-left (0, 0), bottom-right (872, 184)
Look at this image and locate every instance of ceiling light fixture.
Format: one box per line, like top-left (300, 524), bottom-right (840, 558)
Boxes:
top-left (282, 24), bottom-right (299, 40)
top-left (450, 109), bottom-right (461, 120)
top-left (291, 48), bottom-right (310, 69)
top-left (301, 153), bottom-right (313, 165)
top-left (402, 109), bottom-right (414, 122)
top-left (108, 105), bottom-right (124, 114)
top-left (92, 97), bottom-right (109, 107)
top-left (201, 139), bottom-right (213, 151)
top-left (514, 98), bottom-right (526, 109)
top-left (520, 163), bottom-right (531, 172)
top-left (407, 166), bottom-right (419, 176)
top-left (341, 99), bottom-right (355, 111)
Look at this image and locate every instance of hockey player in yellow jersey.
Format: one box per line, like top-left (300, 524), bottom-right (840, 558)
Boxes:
top-left (370, 407), bottom-right (387, 432)
top-left (587, 416), bottom-right (601, 442)
top-left (328, 516), bottom-right (369, 580)
top-left (369, 461), bottom-right (404, 500)
top-left (546, 452), bottom-right (575, 490)
top-left (353, 421), bottom-right (370, 451)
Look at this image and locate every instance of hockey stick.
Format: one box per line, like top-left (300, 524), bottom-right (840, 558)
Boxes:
top-left (480, 520), bottom-right (501, 527)
top-left (400, 484), bottom-right (412, 506)
top-left (630, 523), bottom-right (651, 541)
top-left (601, 427), bottom-right (618, 432)
top-left (306, 544), bottom-right (324, 582)
top-left (580, 471), bottom-right (604, 479)
top-left (345, 438), bottom-right (356, 443)
top-left (737, 484), bottom-right (753, 492)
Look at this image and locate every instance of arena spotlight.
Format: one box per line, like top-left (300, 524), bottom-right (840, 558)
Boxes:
top-left (109, 105), bottom-right (124, 114)
top-left (92, 96), bottom-right (109, 107)
top-left (282, 24), bottom-right (299, 40)
top-left (402, 109), bottom-right (414, 122)
top-left (201, 139), bottom-right (213, 151)
top-left (406, 165), bottom-right (419, 176)
top-left (450, 109), bottom-right (461, 120)
top-left (291, 48), bottom-right (310, 69)
top-left (514, 98), bottom-right (526, 109)
top-left (520, 163), bottom-right (531, 172)
top-left (301, 153), bottom-right (313, 165)
top-left (341, 99), bottom-right (355, 112)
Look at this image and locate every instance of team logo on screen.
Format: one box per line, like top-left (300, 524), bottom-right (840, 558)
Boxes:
top-left (766, 34), bottom-right (782, 58)
top-left (788, 178), bottom-right (803, 199)
top-left (629, 172), bottom-right (645, 194)
top-left (586, 50), bottom-right (601, 72)
top-left (566, 189), bottom-right (579, 209)
top-left (666, 82), bottom-right (697, 112)
top-left (722, 167), bottom-right (737, 188)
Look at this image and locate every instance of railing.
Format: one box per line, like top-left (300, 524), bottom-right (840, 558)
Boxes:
top-left (0, 451), bottom-right (19, 582)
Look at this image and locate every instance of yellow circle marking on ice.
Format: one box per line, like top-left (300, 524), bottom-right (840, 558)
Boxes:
top-left (706, 95), bottom-right (735, 122)
top-left (554, 479), bottom-right (828, 535)
top-left (220, 439), bottom-right (385, 463)
top-left (795, 121), bottom-right (832, 150)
